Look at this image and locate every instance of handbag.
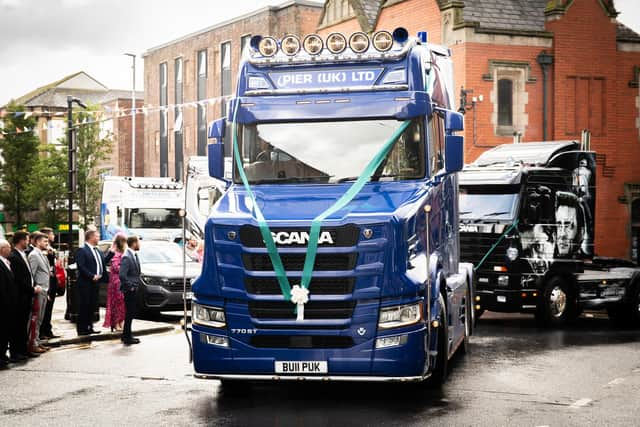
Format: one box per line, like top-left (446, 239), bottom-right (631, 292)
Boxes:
top-left (55, 264), bottom-right (67, 297)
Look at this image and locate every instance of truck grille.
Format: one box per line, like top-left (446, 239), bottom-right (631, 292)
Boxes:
top-left (459, 232), bottom-right (509, 270)
top-left (245, 277), bottom-right (355, 295)
top-left (242, 253), bottom-right (357, 271)
top-left (248, 300), bottom-right (355, 320)
top-left (250, 335), bottom-right (354, 349)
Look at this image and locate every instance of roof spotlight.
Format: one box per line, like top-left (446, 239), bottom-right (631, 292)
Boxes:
top-left (349, 32), bottom-right (370, 54)
top-left (258, 36), bottom-right (278, 57)
top-left (326, 33), bottom-right (347, 54)
top-left (372, 30), bottom-right (393, 52)
top-left (303, 34), bottom-right (324, 55)
top-left (281, 35), bottom-right (301, 56)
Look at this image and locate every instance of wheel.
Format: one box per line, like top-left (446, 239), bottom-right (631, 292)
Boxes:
top-left (536, 276), bottom-right (576, 327)
top-left (609, 282), bottom-right (640, 328)
top-left (427, 293), bottom-right (449, 388)
top-left (606, 304), bottom-right (628, 327)
top-left (461, 286), bottom-right (471, 354)
top-left (628, 284), bottom-right (640, 327)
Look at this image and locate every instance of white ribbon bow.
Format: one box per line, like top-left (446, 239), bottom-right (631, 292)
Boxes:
top-left (290, 285), bottom-right (310, 321)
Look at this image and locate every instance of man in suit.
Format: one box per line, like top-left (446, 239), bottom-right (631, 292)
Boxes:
top-left (39, 228), bottom-right (59, 340)
top-left (8, 231), bottom-right (41, 359)
top-left (28, 233), bottom-right (51, 353)
top-left (120, 235), bottom-right (142, 345)
top-left (75, 230), bottom-right (113, 336)
top-left (0, 239), bottom-right (17, 367)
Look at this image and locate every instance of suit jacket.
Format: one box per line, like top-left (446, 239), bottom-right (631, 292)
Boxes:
top-left (0, 258), bottom-right (16, 317)
top-left (28, 248), bottom-right (50, 291)
top-left (119, 249), bottom-right (141, 292)
top-left (76, 244), bottom-right (113, 287)
top-left (8, 248), bottom-right (34, 305)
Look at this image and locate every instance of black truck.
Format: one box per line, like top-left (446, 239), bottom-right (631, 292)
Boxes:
top-left (458, 141), bottom-right (640, 327)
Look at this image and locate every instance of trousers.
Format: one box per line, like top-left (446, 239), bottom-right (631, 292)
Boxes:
top-left (123, 290), bottom-right (137, 340)
top-left (29, 292), bottom-right (47, 348)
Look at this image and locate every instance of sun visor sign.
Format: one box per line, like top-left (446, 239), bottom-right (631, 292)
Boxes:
top-left (269, 68), bottom-right (383, 90)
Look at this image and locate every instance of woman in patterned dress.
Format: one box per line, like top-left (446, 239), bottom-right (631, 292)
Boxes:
top-left (103, 234), bottom-right (127, 331)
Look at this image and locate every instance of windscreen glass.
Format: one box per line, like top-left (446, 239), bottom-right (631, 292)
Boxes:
top-left (125, 208), bottom-right (181, 229)
top-left (459, 186), bottom-right (520, 221)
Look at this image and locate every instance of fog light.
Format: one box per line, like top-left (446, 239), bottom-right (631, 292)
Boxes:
top-left (498, 275), bottom-right (509, 287)
top-left (431, 320), bottom-right (439, 328)
top-left (372, 30), bottom-right (393, 52)
top-left (349, 32), bottom-right (370, 53)
top-left (203, 334), bottom-right (229, 348)
top-left (475, 295), bottom-right (481, 302)
top-left (326, 33), bottom-right (347, 54)
top-left (533, 292), bottom-right (538, 297)
top-left (375, 334), bottom-right (408, 349)
top-left (475, 305), bottom-right (481, 310)
top-left (258, 37), bottom-right (278, 57)
top-left (303, 34), bottom-right (323, 55)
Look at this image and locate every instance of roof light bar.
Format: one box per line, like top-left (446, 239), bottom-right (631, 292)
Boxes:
top-left (349, 32), bottom-right (370, 54)
top-left (326, 33), bottom-right (347, 54)
top-left (303, 34), bottom-right (323, 55)
top-left (258, 36), bottom-right (278, 57)
top-left (281, 35), bottom-right (301, 56)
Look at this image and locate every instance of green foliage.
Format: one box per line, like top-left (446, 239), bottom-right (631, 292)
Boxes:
top-left (73, 105), bottom-right (113, 227)
top-left (27, 144), bottom-right (67, 227)
top-left (0, 101), bottom-right (39, 225)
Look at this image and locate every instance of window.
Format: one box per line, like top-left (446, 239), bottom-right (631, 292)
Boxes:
top-left (240, 34), bottom-right (251, 57)
top-left (159, 62), bottom-right (168, 177)
top-left (197, 49), bottom-right (208, 156)
top-left (428, 113), bottom-right (445, 176)
top-left (498, 79), bottom-right (513, 127)
top-left (175, 57), bottom-right (184, 181)
top-left (320, 0), bottom-right (355, 28)
top-left (221, 41), bottom-right (232, 118)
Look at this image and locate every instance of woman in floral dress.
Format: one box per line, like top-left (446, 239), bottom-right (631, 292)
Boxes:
top-left (103, 234), bottom-right (127, 331)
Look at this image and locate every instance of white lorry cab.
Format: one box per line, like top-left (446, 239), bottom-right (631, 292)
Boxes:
top-left (185, 156), bottom-right (227, 239)
top-left (100, 176), bottom-right (184, 242)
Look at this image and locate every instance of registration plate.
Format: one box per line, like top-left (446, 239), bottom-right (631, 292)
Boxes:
top-left (184, 292), bottom-right (193, 300)
top-left (497, 295), bottom-right (507, 303)
top-left (275, 361), bottom-right (328, 374)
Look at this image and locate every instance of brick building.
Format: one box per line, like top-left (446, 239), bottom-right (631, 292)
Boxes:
top-left (142, 0), bottom-right (323, 179)
top-left (319, 0), bottom-right (640, 261)
top-left (0, 71), bottom-right (144, 177)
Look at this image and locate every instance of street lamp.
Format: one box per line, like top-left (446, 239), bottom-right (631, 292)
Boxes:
top-left (124, 53), bottom-right (136, 177)
top-left (67, 96), bottom-right (87, 257)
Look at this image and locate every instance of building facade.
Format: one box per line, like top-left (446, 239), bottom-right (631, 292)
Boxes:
top-left (142, 0), bottom-right (323, 179)
top-left (319, 0), bottom-right (640, 261)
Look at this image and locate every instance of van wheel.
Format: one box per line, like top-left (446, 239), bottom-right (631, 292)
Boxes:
top-left (427, 293), bottom-right (448, 388)
top-left (536, 276), bottom-right (576, 327)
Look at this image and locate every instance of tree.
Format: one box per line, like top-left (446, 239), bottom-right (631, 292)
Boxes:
top-left (27, 144), bottom-right (67, 228)
top-left (0, 102), bottom-right (39, 226)
top-left (73, 106), bottom-right (112, 228)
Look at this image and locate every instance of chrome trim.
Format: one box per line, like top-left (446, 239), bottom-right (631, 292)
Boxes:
top-left (244, 84), bottom-right (409, 96)
top-left (195, 373), bottom-right (431, 382)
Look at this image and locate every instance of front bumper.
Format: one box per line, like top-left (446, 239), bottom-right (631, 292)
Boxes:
top-left (141, 283), bottom-right (191, 311)
top-left (195, 373), bottom-right (430, 382)
top-left (476, 289), bottom-right (539, 313)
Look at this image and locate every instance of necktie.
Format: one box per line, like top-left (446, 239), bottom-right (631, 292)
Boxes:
top-left (93, 247), bottom-right (103, 276)
top-left (134, 253), bottom-right (140, 272)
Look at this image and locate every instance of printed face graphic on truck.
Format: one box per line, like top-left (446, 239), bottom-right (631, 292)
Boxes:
top-left (555, 205), bottom-right (578, 256)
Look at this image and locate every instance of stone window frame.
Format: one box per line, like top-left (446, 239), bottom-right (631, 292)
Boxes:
top-left (483, 60), bottom-right (536, 137)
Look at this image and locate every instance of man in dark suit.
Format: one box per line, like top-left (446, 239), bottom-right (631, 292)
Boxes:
top-left (119, 235), bottom-right (142, 345)
top-left (0, 239), bottom-right (16, 367)
top-left (75, 230), bottom-right (113, 336)
top-left (8, 231), bottom-right (41, 359)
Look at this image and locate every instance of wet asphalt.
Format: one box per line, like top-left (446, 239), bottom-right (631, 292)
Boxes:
top-left (0, 311), bottom-right (639, 426)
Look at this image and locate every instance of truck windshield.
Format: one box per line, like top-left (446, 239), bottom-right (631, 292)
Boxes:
top-left (125, 208), bottom-right (181, 229)
top-left (459, 186), bottom-right (519, 221)
top-left (234, 118), bottom-right (424, 184)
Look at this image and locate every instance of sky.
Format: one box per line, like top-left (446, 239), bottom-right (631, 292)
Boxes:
top-left (0, 0), bottom-right (639, 106)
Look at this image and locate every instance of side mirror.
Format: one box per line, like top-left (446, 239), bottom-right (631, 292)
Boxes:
top-left (208, 118), bottom-right (226, 180)
top-left (208, 118), bottom-right (226, 140)
top-left (445, 135), bottom-right (463, 173)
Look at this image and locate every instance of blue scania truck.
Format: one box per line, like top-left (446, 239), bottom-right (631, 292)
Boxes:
top-left (190, 29), bottom-right (473, 385)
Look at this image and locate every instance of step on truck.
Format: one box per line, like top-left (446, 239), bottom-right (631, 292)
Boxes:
top-left (459, 141), bottom-right (640, 327)
top-left (190, 29), bottom-right (474, 384)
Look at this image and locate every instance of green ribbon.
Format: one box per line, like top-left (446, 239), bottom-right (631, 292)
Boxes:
top-left (231, 97), bottom-right (410, 303)
top-left (474, 219), bottom-right (519, 271)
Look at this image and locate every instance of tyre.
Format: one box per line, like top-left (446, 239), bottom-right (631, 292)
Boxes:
top-left (535, 276), bottom-right (576, 327)
top-left (606, 304), bottom-right (629, 327)
top-left (628, 284), bottom-right (640, 327)
top-left (610, 282), bottom-right (640, 328)
top-left (427, 293), bottom-right (449, 388)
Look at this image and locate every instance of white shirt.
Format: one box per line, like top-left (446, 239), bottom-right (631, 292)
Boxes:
top-left (0, 255), bottom-right (11, 271)
top-left (17, 248), bottom-right (34, 285)
top-left (86, 243), bottom-right (103, 276)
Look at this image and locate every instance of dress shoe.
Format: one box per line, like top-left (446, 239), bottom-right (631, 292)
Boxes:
top-left (29, 347), bottom-right (46, 354)
top-left (122, 337), bottom-right (140, 345)
top-left (10, 354), bottom-right (28, 363)
top-left (89, 329), bottom-right (101, 335)
top-left (27, 351), bottom-right (41, 358)
top-left (77, 331), bottom-right (91, 336)
top-left (38, 346), bottom-right (50, 352)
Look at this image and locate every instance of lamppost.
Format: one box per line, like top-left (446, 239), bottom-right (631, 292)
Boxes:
top-left (67, 96), bottom-right (87, 256)
top-left (124, 53), bottom-right (136, 177)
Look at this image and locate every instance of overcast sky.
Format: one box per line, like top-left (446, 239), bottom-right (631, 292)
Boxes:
top-left (1, 0), bottom-right (639, 106)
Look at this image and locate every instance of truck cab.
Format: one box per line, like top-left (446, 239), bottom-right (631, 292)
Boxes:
top-left (191, 29), bottom-right (473, 384)
top-left (459, 141), bottom-right (640, 327)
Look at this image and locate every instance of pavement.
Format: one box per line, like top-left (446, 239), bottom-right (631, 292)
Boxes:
top-left (43, 294), bottom-right (177, 347)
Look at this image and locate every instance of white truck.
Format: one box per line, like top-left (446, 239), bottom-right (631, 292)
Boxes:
top-left (185, 156), bottom-right (227, 239)
top-left (100, 176), bottom-right (184, 242)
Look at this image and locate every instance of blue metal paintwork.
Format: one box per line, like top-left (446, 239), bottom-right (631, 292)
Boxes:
top-left (192, 33), bottom-right (466, 381)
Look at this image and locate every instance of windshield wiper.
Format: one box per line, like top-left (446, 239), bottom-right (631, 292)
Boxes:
top-left (250, 176), bottom-right (330, 184)
top-left (336, 174), bottom-right (399, 183)
top-left (481, 211), bottom-right (511, 218)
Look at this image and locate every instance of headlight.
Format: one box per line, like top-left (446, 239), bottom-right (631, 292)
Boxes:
top-left (378, 302), bottom-right (422, 329)
top-left (506, 247), bottom-right (519, 262)
top-left (281, 35), bottom-right (300, 56)
top-left (326, 33), bottom-right (347, 54)
top-left (349, 32), bottom-right (370, 53)
top-left (303, 34), bottom-right (323, 55)
top-left (192, 303), bottom-right (226, 328)
top-left (372, 30), bottom-right (393, 52)
top-left (258, 36), bottom-right (278, 57)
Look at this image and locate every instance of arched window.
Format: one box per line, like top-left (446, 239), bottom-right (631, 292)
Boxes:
top-left (498, 79), bottom-right (513, 126)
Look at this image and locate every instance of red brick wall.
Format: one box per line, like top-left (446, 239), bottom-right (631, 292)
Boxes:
top-left (376, 0), bottom-right (442, 44)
